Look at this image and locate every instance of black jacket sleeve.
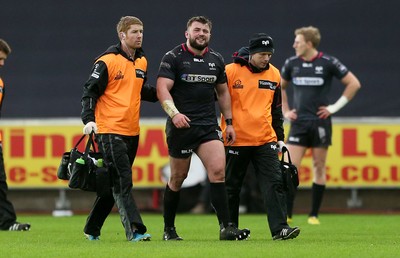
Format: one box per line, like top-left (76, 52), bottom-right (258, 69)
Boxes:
top-left (271, 85), bottom-right (285, 141)
top-left (81, 61), bottom-right (108, 124)
top-left (141, 83), bottom-right (158, 102)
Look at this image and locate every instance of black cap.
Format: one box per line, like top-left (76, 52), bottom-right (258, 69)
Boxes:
top-left (249, 33), bottom-right (274, 54)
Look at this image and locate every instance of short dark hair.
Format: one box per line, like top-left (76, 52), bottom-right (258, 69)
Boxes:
top-left (186, 16), bottom-right (212, 31)
top-left (0, 39), bottom-right (11, 55)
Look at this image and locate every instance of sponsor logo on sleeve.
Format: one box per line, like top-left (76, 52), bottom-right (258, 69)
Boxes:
top-left (91, 63), bottom-right (100, 79)
top-left (160, 61), bottom-right (171, 69)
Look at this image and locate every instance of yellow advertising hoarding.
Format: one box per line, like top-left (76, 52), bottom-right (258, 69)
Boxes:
top-left (0, 118), bottom-right (399, 189)
top-left (1, 119), bottom-right (169, 189)
top-left (295, 122), bottom-right (400, 188)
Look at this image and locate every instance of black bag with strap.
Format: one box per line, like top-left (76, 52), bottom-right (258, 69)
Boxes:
top-left (68, 132), bottom-right (101, 191)
top-left (57, 134), bottom-right (87, 180)
top-left (59, 132), bottom-right (111, 197)
top-left (280, 147), bottom-right (299, 191)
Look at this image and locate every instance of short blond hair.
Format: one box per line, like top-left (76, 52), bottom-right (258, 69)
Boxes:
top-left (116, 16), bottom-right (143, 35)
top-left (295, 26), bottom-right (321, 48)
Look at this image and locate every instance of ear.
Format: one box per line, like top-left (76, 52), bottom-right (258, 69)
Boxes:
top-left (184, 31), bottom-right (189, 39)
top-left (120, 32), bottom-right (126, 40)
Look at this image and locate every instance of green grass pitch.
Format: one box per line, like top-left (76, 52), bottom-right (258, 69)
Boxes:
top-left (1, 213), bottom-right (399, 258)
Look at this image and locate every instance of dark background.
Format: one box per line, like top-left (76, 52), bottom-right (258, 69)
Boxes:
top-left (0, 0), bottom-right (398, 119)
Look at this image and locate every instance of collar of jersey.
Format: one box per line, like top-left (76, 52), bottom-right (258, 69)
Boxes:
top-left (299, 51), bottom-right (323, 63)
top-left (181, 43), bottom-right (209, 57)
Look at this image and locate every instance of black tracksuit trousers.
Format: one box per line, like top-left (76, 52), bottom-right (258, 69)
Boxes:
top-left (225, 142), bottom-right (288, 236)
top-left (84, 134), bottom-right (146, 241)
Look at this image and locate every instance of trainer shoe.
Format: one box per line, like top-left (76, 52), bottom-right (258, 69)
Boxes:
top-left (308, 216), bottom-right (320, 225)
top-left (272, 226), bottom-right (300, 240)
top-left (9, 222), bottom-right (30, 231)
top-left (132, 232), bottom-right (151, 242)
top-left (220, 223), bottom-right (250, 241)
top-left (163, 227), bottom-right (183, 241)
top-left (84, 233), bottom-right (100, 241)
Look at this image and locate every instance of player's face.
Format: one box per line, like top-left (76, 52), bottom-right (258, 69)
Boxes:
top-left (186, 21), bottom-right (211, 51)
top-left (249, 52), bottom-right (272, 69)
top-left (293, 34), bottom-right (308, 57)
top-left (124, 24), bottom-right (143, 49)
top-left (0, 51), bottom-right (7, 68)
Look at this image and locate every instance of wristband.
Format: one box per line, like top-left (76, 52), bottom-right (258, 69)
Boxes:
top-left (161, 100), bottom-right (180, 118)
top-left (326, 96), bottom-right (349, 114)
top-left (225, 118), bottom-right (233, 126)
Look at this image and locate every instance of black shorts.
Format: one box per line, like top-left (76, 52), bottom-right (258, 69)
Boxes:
top-left (165, 120), bottom-right (223, 158)
top-left (287, 119), bottom-right (332, 147)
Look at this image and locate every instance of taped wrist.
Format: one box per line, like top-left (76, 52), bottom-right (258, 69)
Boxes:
top-left (326, 96), bottom-right (349, 114)
top-left (162, 100), bottom-right (180, 118)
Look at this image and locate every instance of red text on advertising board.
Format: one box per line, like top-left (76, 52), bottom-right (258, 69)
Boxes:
top-left (342, 129), bottom-right (400, 157)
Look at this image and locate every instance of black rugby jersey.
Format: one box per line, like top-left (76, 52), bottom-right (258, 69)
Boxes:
top-left (281, 52), bottom-right (348, 120)
top-left (158, 43), bottom-right (226, 125)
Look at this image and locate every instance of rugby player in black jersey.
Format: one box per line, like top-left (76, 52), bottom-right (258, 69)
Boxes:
top-left (156, 16), bottom-right (250, 241)
top-left (281, 26), bottom-right (361, 225)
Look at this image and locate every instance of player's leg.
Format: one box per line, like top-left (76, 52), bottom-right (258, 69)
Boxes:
top-left (197, 140), bottom-right (250, 240)
top-left (162, 121), bottom-right (193, 240)
top-left (308, 147), bottom-right (328, 224)
top-left (308, 118), bottom-right (332, 225)
top-left (163, 156), bottom-right (190, 240)
top-left (285, 120), bottom-right (310, 223)
top-left (197, 140), bottom-right (229, 226)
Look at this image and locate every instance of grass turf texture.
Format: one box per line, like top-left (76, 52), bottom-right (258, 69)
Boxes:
top-left (1, 213), bottom-right (399, 258)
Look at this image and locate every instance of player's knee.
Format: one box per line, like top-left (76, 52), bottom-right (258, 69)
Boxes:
top-left (208, 169), bottom-right (225, 182)
top-left (169, 175), bottom-right (186, 189)
top-left (312, 158), bottom-right (326, 171)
